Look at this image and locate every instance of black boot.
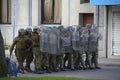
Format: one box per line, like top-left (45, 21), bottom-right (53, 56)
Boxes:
top-left (34, 69), bottom-right (44, 74)
top-left (95, 67), bottom-right (101, 69)
top-left (52, 68), bottom-right (59, 72)
top-left (19, 69), bottom-right (25, 74)
top-left (60, 68), bottom-right (66, 71)
top-left (25, 66), bottom-right (33, 72)
top-left (46, 67), bottom-right (52, 73)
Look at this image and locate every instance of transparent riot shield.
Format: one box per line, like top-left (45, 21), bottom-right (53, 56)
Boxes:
top-left (88, 27), bottom-right (99, 52)
top-left (72, 26), bottom-right (81, 51)
top-left (40, 28), bottom-right (49, 53)
top-left (61, 29), bottom-right (71, 53)
top-left (58, 29), bottom-right (64, 54)
top-left (80, 27), bottom-right (89, 51)
top-left (54, 28), bottom-right (61, 55)
top-left (48, 28), bottom-right (58, 54)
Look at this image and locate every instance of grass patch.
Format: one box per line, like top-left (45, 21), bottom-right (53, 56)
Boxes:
top-left (0, 76), bottom-right (97, 80)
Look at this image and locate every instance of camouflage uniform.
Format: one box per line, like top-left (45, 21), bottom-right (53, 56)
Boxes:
top-left (41, 52), bottom-right (49, 71)
top-left (72, 25), bottom-right (86, 70)
top-left (25, 28), bottom-right (33, 72)
top-left (84, 24), bottom-right (93, 69)
top-left (40, 28), bottom-right (51, 73)
top-left (31, 27), bottom-right (43, 74)
top-left (10, 28), bottom-right (27, 73)
top-left (62, 27), bottom-right (74, 70)
top-left (48, 27), bottom-right (58, 72)
top-left (56, 26), bottom-right (65, 71)
top-left (90, 26), bottom-right (101, 69)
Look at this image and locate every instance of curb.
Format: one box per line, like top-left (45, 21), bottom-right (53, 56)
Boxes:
top-left (99, 63), bottom-right (120, 67)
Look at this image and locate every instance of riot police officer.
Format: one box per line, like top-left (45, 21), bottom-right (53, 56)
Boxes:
top-left (56, 26), bottom-right (66, 71)
top-left (83, 24), bottom-right (94, 69)
top-left (89, 25), bottom-right (101, 69)
top-left (24, 28), bottom-right (33, 72)
top-left (32, 27), bottom-right (43, 74)
top-left (48, 27), bottom-right (58, 72)
top-left (62, 27), bottom-right (75, 70)
top-left (10, 28), bottom-right (27, 74)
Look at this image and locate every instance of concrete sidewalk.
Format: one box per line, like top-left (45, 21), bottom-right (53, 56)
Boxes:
top-left (5, 50), bottom-right (120, 80)
top-left (5, 50), bottom-right (120, 67)
top-left (98, 58), bottom-right (120, 67)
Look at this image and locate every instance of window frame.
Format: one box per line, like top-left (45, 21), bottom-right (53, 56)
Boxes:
top-left (41, 0), bottom-right (61, 24)
top-left (0, 0), bottom-right (11, 24)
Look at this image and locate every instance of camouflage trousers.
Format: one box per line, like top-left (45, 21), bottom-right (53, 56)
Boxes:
top-left (15, 49), bottom-right (26, 70)
top-left (25, 50), bottom-right (33, 69)
top-left (73, 50), bottom-right (79, 68)
top-left (64, 53), bottom-right (74, 69)
top-left (56, 54), bottom-right (64, 69)
top-left (49, 54), bottom-right (56, 69)
top-left (33, 47), bottom-right (42, 70)
top-left (85, 51), bottom-right (92, 68)
top-left (78, 51), bottom-right (86, 68)
top-left (91, 51), bottom-right (98, 68)
top-left (41, 53), bottom-right (49, 68)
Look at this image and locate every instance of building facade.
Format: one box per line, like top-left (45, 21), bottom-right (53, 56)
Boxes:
top-left (0, 0), bottom-right (105, 58)
top-left (90, 0), bottom-right (120, 58)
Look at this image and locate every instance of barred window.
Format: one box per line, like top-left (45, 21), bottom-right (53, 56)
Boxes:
top-left (0, 0), bottom-right (11, 24)
top-left (41, 0), bottom-right (61, 24)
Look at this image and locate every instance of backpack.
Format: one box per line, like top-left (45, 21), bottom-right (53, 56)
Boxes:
top-left (6, 57), bottom-right (18, 77)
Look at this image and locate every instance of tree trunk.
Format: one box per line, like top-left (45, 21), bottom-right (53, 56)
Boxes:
top-left (0, 30), bottom-right (7, 77)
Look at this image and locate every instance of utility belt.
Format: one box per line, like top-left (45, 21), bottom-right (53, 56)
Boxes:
top-left (33, 45), bottom-right (39, 47)
top-left (15, 48), bottom-right (26, 50)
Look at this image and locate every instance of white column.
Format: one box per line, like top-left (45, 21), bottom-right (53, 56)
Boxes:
top-left (17, 0), bottom-right (29, 26)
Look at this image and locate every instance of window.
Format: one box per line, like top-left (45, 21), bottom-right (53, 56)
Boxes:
top-left (79, 13), bottom-right (94, 27)
top-left (80, 0), bottom-right (90, 4)
top-left (0, 0), bottom-right (11, 24)
top-left (41, 0), bottom-right (61, 24)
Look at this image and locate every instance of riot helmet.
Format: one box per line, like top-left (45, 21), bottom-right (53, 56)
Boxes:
top-left (33, 26), bottom-right (40, 34)
top-left (86, 24), bottom-right (92, 29)
top-left (58, 25), bottom-right (64, 32)
top-left (18, 28), bottom-right (25, 37)
top-left (26, 27), bottom-right (32, 35)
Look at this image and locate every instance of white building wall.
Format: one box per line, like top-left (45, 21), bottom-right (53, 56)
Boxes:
top-left (62, 0), bottom-right (69, 26)
top-left (17, 0), bottom-right (29, 25)
top-left (32, 0), bottom-right (39, 26)
top-left (62, 0), bottom-right (95, 26)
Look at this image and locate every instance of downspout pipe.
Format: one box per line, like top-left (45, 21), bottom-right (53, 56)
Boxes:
top-left (13, 0), bottom-right (18, 39)
top-left (68, 0), bottom-right (70, 26)
top-left (95, 5), bottom-right (99, 27)
top-left (29, 0), bottom-right (32, 26)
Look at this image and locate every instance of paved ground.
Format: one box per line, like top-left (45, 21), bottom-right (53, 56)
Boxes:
top-left (5, 50), bottom-right (120, 80)
top-left (18, 66), bottom-right (120, 80)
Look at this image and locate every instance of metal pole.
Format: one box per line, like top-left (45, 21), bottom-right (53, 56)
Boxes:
top-left (38, 0), bottom-right (41, 25)
top-left (68, 0), bottom-right (70, 26)
top-left (95, 6), bottom-right (99, 26)
top-left (29, 0), bottom-right (32, 26)
top-left (13, 0), bottom-right (17, 39)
